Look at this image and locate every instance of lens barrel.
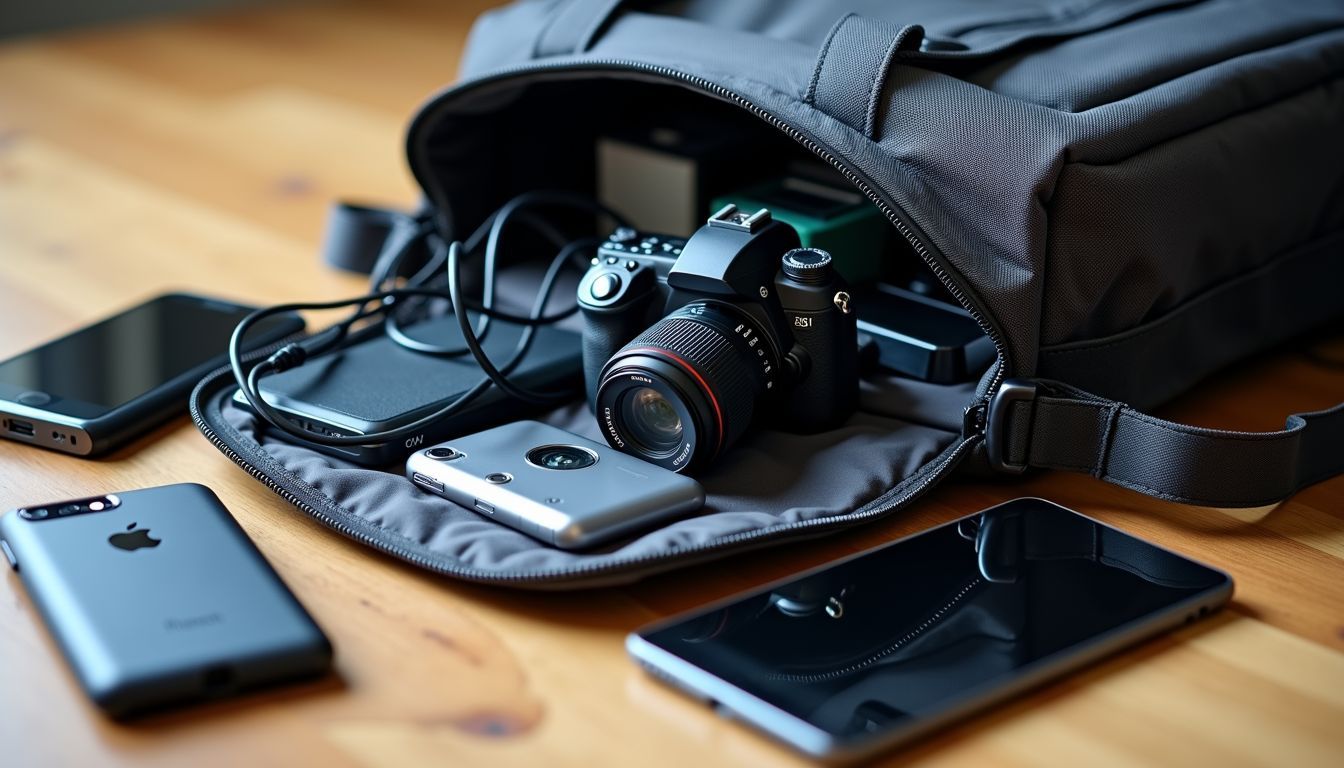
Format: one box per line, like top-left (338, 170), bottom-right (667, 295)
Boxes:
top-left (594, 301), bottom-right (779, 472)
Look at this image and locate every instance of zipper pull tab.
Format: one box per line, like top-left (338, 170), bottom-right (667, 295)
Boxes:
top-left (962, 400), bottom-right (988, 439)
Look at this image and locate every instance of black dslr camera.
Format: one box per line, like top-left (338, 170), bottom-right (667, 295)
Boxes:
top-left (578, 205), bottom-right (858, 473)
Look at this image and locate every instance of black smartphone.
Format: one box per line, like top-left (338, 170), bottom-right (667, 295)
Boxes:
top-left (233, 314), bottom-right (583, 466)
top-left (0, 484), bottom-right (332, 718)
top-left (0, 292), bottom-right (304, 457)
top-left (628, 498), bottom-right (1233, 762)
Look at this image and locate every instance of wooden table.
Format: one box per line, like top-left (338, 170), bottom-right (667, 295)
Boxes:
top-left (2, 2), bottom-right (1342, 765)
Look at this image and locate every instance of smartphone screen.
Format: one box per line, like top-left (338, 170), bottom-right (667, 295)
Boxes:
top-left (0, 293), bottom-right (294, 419)
top-left (630, 499), bottom-right (1232, 758)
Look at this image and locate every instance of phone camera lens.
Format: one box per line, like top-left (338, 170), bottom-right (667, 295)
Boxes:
top-left (485, 472), bottom-right (512, 484)
top-left (526, 445), bottom-right (597, 471)
top-left (58, 504), bottom-right (82, 516)
top-left (426, 447), bottom-right (460, 461)
top-left (28, 508), bottom-right (49, 519)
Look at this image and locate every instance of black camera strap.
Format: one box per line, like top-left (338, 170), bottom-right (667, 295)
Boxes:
top-left (319, 202), bottom-right (428, 276)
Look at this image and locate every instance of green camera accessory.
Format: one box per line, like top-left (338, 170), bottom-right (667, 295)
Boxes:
top-left (713, 176), bottom-right (887, 283)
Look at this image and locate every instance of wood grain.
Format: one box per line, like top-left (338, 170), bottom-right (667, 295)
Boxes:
top-left (1, 2), bottom-right (1342, 765)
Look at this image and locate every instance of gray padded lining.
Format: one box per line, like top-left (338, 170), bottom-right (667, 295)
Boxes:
top-left (217, 380), bottom-right (966, 574)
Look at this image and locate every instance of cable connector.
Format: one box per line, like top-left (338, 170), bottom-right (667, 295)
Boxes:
top-left (266, 343), bottom-right (308, 372)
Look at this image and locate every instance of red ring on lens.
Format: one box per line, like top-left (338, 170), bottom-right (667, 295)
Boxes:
top-left (619, 346), bottom-right (724, 458)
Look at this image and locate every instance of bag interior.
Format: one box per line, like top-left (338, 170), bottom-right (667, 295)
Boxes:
top-left (211, 75), bottom-right (996, 581)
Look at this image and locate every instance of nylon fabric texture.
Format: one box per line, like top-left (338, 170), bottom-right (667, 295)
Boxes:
top-left (193, 0), bottom-right (1344, 586)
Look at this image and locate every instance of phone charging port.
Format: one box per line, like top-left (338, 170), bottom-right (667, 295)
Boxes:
top-left (411, 472), bottom-right (444, 494)
top-left (5, 418), bottom-right (35, 438)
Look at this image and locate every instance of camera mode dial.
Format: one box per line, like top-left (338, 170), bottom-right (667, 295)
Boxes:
top-left (781, 248), bottom-right (834, 285)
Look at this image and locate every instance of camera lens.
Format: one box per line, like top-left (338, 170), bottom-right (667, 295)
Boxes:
top-left (58, 504), bottom-right (82, 516)
top-left (526, 445), bottom-right (597, 471)
top-left (425, 447), bottom-right (460, 461)
top-left (28, 508), bottom-right (49, 519)
top-left (485, 472), bottom-right (512, 484)
top-left (620, 388), bottom-right (683, 455)
top-left (595, 301), bottom-right (781, 472)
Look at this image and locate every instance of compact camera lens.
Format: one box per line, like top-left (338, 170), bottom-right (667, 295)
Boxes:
top-left (620, 388), bottom-right (683, 455)
top-left (526, 445), bottom-right (597, 471)
top-left (595, 301), bottom-right (779, 473)
top-left (425, 447), bottom-right (460, 461)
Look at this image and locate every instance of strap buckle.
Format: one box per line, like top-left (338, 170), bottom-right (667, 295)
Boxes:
top-left (985, 378), bottom-right (1038, 475)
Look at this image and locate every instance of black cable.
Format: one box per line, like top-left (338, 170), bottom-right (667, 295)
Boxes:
top-left (233, 190), bottom-right (628, 448)
top-left (384, 237), bottom-right (598, 355)
top-left (442, 240), bottom-right (587, 403)
top-left (379, 189), bottom-right (626, 356)
top-left (230, 248), bottom-right (578, 446)
top-left (367, 212), bottom-right (433, 291)
top-left (372, 210), bottom-right (572, 294)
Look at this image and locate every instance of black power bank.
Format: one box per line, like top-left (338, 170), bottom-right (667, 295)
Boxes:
top-left (233, 315), bottom-right (583, 466)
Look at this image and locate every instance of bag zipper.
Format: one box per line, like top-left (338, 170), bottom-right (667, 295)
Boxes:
top-left (408, 59), bottom-right (1010, 405)
top-left (188, 59), bottom-right (1011, 587)
top-left (192, 365), bottom-right (976, 586)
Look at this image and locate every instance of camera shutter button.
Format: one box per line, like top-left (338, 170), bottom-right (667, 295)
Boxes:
top-left (782, 248), bottom-right (834, 284)
top-left (590, 272), bottom-right (622, 300)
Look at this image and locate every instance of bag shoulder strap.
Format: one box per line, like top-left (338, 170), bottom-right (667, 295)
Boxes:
top-left (985, 379), bottom-right (1344, 507)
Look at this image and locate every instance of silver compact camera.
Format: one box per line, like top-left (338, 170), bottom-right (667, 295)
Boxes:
top-left (406, 421), bottom-right (704, 549)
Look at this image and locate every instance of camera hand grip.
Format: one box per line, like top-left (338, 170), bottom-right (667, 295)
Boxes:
top-left (786, 301), bottom-right (859, 432)
top-left (581, 308), bottom-right (653, 407)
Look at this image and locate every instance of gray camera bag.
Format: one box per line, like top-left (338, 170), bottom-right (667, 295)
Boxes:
top-left (192, 0), bottom-right (1344, 587)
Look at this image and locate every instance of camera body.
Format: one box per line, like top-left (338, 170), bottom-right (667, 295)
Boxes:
top-left (578, 206), bottom-right (859, 473)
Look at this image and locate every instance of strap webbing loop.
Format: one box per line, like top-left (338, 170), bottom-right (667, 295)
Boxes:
top-left (993, 378), bottom-right (1344, 508)
top-left (534, 0), bottom-right (626, 58)
top-left (806, 14), bottom-right (924, 139)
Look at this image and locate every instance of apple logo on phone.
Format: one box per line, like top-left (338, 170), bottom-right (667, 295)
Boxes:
top-left (108, 522), bottom-right (161, 552)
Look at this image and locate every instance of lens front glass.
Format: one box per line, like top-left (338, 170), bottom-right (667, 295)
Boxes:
top-left (620, 386), bottom-right (684, 456)
top-left (595, 302), bottom-right (775, 471)
top-left (526, 445), bottom-right (597, 471)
